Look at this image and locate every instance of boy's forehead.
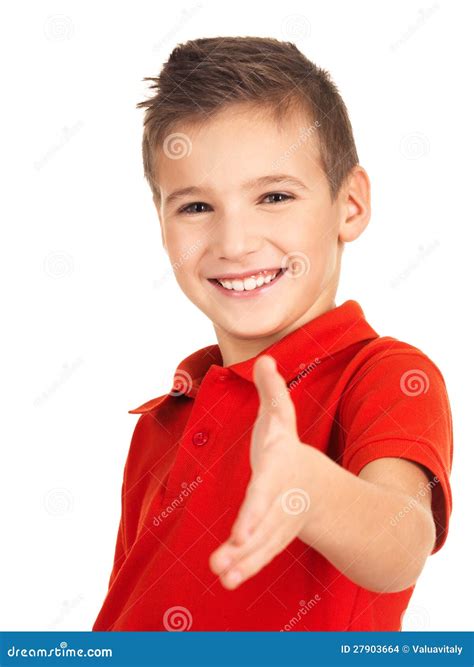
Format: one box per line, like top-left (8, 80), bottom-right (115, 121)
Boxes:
top-left (155, 103), bottom-right (323, 197)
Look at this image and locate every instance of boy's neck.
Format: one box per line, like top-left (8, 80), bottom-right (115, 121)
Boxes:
top-left (214, 296), bottom-right (337, 367)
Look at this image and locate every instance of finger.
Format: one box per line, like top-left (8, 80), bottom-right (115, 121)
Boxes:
top-left (221, 522), bottom-right (296, 589)
top-left (212, 487), bottom-right (305, 576)
top-left (210, 496), bottom-right (283, 575)
top-left (253, 355), bottom-right (297, 435)
top-left (209, 482), bottom-right (275, 576)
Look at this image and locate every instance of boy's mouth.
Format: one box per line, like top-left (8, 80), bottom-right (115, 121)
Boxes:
top-left (207, 267), bottom-right (288, 297)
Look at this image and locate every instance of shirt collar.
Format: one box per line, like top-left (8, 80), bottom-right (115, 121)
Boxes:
top-left (129, 299), bottom-right (378, 413)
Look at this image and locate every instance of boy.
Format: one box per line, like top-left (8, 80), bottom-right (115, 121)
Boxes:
top-left (92, 36), bottom-right (452, 631)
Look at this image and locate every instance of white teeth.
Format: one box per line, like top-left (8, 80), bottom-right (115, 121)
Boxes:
top-left (232, 279), bottom-right (245, 291)
top-left (217, 270), bottom-right (280, 291)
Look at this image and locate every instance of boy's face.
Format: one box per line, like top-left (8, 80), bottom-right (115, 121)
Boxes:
top-left (153, 103), bottom-right (368, 359)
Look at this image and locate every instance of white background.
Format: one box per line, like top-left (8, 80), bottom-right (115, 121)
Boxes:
top-left (1, 0), bottom-right (472, 631)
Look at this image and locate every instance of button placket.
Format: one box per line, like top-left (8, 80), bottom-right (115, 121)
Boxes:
top-left (158, 367), bottom-right (234, 508)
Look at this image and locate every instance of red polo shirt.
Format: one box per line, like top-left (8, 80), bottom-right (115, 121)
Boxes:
top-left (92, 300), bottom-right (453, 631)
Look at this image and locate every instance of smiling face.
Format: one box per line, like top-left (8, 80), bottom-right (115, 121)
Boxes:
top-left (152, 102), bottom-right (370, 366)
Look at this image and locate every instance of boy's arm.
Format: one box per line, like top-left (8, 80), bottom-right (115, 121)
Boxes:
top-left (296, 448), bottom-right (436, 593)
top-left (210, 442), bottom-right (436, 593)
top-left (209, 355), bottom-right (442, 593)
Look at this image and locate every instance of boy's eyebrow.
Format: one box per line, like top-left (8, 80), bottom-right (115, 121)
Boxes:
top-left (164, 174), bottom-right (308, 207)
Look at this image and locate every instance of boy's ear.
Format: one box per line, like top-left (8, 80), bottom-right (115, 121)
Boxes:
top-left (338, 166), bottom-right (371, 243)
top-left (152, 193), bottom-right (168, 254)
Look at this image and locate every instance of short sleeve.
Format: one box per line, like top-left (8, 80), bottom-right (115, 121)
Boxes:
top-left (339, 346), bottom-right (453, 554)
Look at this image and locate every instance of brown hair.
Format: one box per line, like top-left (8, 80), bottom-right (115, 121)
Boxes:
top-left (136, 36), bottom-right (359, 203)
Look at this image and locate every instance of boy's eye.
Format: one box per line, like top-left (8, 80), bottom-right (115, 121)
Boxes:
top-left (261, 192), bottom-right (294, 204)
top-left (178, 202), bottom-right (212, 215)
top-left (177, 192), bottom-right (293, 215)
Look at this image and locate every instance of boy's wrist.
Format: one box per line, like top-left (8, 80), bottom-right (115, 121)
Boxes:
top-left (296, 443), bottom-right (338, 548)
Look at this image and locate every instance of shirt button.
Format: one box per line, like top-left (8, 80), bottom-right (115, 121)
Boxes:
top-left (192, 431), bottom-right (209, 446)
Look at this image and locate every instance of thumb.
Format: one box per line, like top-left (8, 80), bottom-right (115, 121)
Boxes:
top-left (253, 355), bottom-right (298, 435)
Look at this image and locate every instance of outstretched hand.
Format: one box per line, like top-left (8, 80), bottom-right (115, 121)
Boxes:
top-left (209, 354), bottom-right (316, 589)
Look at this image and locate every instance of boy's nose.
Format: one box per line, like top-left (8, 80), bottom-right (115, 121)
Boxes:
top-left (211, 214), bottom-right (262, 261)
